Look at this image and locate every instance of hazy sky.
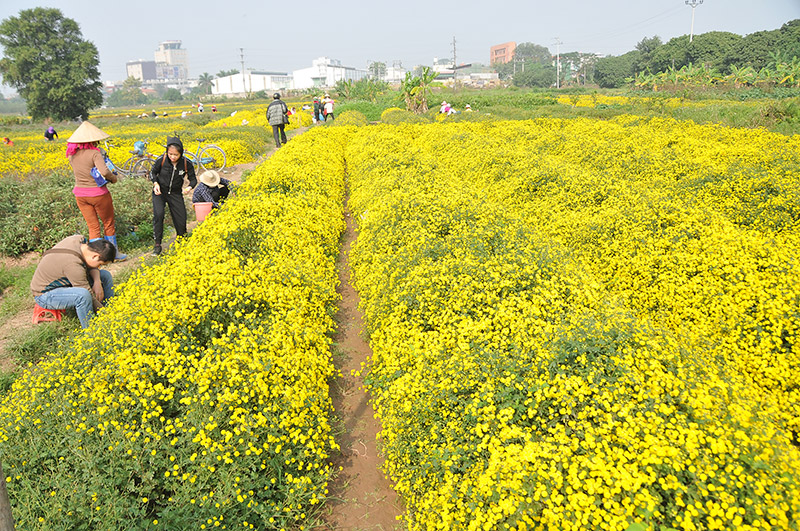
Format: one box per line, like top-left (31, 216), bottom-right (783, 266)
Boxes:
top-left (1, 0), bottom-right (798, 86)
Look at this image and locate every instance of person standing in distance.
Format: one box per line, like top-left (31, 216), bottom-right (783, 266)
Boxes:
top-left (267, 92), bottom-right (289, 148)
top-left (149, 136), bottom-right (197, 256)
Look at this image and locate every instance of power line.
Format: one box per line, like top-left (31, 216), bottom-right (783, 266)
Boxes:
top-left (564, 5), bottom-right (684, 49)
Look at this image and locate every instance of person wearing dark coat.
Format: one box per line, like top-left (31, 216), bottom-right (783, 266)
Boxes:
top-left (149, 136), bottom-right (197, 255)
top-left (44, 126), bottom-right (58, 141)
top-left (266, 93), bottom-right (289, 148)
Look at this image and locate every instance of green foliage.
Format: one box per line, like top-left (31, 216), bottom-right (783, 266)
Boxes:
top-left (0, 171), bottom-right (153, 256)
top-left (197, 73), bottom-right (214, 95)
top-left (334, 78), bottom-right (389, 102)
top-left (0, 264), bottom-right (36, 321)
top-left (0, 97), bottom-right (28, 116)
top-left (513, 63), bottom-right (557, 88)
top-left (595, 51), bottom-right (641, 88)
top-left (106, 77), bottom-right (149, 107)
top-left (0, 8), bottom-right (103, 121)
top-left (368, 61), bottom-right (387, 79)
top-left (399, 67), bottom-right (439, 113)
top-left (163, 88), bottom-right (182, 102)
top-left (336, 101), bottom-right (387, 121)
top-left (7, 318), bottom-right (77, 366)
top-left (514, 42), bottom-right (552, 64)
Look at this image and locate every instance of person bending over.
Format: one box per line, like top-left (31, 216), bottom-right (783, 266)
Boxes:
top-left (30, 235), bottom-right (116, 328)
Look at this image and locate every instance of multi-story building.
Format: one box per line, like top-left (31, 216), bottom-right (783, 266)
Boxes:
top-left (490, 42), bottom-right (516, 64)
top-left (126, 60), bottom-right (157, 82)
top-left (154, 40), bottom-right (188, 81)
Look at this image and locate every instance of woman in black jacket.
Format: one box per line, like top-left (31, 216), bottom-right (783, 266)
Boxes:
top-left (150, 136), bottom-right (197, 255)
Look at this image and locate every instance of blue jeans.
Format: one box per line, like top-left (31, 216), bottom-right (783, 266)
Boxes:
top-left (34, 270), bottom-right (114, 328)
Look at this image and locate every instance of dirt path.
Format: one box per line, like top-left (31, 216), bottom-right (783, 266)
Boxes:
top-left (319, 200), bottom-right (402, 530)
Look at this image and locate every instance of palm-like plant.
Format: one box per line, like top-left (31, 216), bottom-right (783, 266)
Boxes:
top-left (198, 72), bottom-right (214, 95)
top-left (399, 67), bottom-right (438, 113)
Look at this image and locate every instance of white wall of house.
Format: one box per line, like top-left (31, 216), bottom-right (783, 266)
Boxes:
top-left (211, 71), bottom-right (292, 96)
top-left (292, 57), bottom-right (369, 90)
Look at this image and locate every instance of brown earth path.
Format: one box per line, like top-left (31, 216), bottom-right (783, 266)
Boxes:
top-left (317, 196), bottom-right (403, 530)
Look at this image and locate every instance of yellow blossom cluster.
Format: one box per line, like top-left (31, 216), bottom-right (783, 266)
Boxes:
top-left (202, 106), bottom-right (313, 131)
top-left (555, 93), bottom-right (762, 110)
top-left (0, 113), bottom-right (274, 179)
top-left (346, 119), bottom-right (800, 530)
top-left (0, 127), bottom-right (347, 529)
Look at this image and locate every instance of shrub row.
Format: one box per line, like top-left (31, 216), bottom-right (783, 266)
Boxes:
top-left (347, 120), bottom-right (800, 530)
top-left (0, 127), bottom-right (347, 529)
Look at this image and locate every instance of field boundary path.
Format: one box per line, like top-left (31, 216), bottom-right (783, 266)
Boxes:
top-left (319, 194), bottom-right (402, 530)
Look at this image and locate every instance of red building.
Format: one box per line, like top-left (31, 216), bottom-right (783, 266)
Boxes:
top-left (490, 42), bottom-right (517, 64)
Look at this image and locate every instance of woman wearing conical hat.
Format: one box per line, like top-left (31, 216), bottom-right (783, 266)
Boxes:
top-left (66, 121), bottom-right (126, 261)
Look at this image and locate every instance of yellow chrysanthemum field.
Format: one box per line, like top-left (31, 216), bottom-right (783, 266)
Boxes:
top-left (0, 113), bottom-right (798, 530)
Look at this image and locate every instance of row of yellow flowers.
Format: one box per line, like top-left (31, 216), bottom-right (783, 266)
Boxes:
top-left (0, 103), bottom-right (313, 179)
top-left (0, 127), bottom-right (347, 529)
top-left (554, 93), bottom-right (763, 109)
top-left (347, 119), bottom-right (799, 530)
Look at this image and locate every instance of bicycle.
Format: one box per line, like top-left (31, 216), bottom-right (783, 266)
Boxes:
top-left (124, 140), bottom-right (158, 179)
top-left (164, 135), bottom-right (227, 172)
top-left (103, 141), bottom-right (154, 179)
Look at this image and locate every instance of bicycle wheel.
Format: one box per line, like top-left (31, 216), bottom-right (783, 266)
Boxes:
top-left (198, 145), bottom-right (227, 172)
top-left (120, 156), bottom-right (137, 173)
top-left (184, 151), bottom-right (198, 166)
top-left (132, 158), bottom-right (154, 179)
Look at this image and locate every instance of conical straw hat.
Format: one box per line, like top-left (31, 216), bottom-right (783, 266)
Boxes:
top-left (67, 121), bottom-right (110, 143)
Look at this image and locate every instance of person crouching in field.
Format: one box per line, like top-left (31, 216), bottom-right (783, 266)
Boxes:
top-left (31, 235), bottom-right (116, 329)
top-left (150, 136), bottom-right (197, 256)
top-left (192, 170), bottom-right (231, 209)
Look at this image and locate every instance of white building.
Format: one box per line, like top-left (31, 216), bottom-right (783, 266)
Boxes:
top-left (211, 71), bottom-right (292, 97)
top-left (384, 65), bottom-right (407, 83)
top-left (126, 59), bottom-right (157, 82)
top-left (292, 57), bottom-right (368, 90)
top-left (155, 40), bottom-right (188, 81)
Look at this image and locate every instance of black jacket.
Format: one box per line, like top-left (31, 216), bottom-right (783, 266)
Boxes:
top-left (150, 137), bottom-right (197, 194)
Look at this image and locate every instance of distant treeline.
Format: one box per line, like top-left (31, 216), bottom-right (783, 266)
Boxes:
top-left (595, 19), bottom-right (800, 88)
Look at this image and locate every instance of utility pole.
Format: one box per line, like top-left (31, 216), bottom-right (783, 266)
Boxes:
top-left (553, 38), bottom-right (563, 89)
top-left (239, 48), bottom-right (247, 97)
top-left (686, 0), bottom-right (703, 43)
top-left (451, 36), bottom-right (458, 93)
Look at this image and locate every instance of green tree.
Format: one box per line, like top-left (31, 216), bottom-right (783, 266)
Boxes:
top-left (0, 8), bottom-right (103, 121)
top-left (735, 30), bottom-right (780, 70)
top-left (595, 51), bottom-right (640, 88)
top-left (513, 42), bottom-right (552, 64)
top-left (163, 88), bottom-right (182, 102)
top-left (197, 72), bottom-right (214, 95)
top-left (119, 76), bottom-right (147, 105)
top-left (777, 19), bottom-right (800, 60)
top-left (513, 63), bottom-right (556, 88)
top-left (634, 35), bottom-right (662, 72)
top-left (368, 61), bottom-right (387, 79)
top-left (216, 69), bottom-right (239, 78)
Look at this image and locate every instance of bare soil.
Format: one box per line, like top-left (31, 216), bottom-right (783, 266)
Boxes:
top-left (317, 202), bottom-right (403, 530)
